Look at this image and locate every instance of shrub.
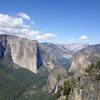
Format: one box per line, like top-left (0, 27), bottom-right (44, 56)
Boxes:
top-left (55, 90), bottom-right (61, 98)
top-left (63, 80), bottom-right (71, 96)
top-left (86, 61), bottom-right (100, 73)
top-left (96, 74), bottom-right (100, 81)
top-left (96, 61), bottom-right (100, 69)
top-left (86, 63), bottom-right (96, 73)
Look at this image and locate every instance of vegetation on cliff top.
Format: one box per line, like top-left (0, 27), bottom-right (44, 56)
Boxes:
top-left (55, 61), bottom-right (100, 100)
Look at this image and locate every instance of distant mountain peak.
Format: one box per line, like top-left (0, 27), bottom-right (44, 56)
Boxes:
top-left (62, 43), bottom-right (89, 52)
top-left (69, 44), bottom-right (100, 72)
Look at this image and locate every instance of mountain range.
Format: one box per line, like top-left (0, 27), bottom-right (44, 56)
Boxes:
top-left (0, 34), bottom-right (89, 72)
top-left (0, 34), bottom-right (99, 100)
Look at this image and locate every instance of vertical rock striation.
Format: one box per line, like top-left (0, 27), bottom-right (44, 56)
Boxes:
top-left (0, 35), bottom-right (38, 73)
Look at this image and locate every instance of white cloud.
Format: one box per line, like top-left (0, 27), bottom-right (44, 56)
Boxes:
top-left (0, 13), bottom-right (56, 41)
top-left (17, 12), bottom-right (35, 25)
top-left (66, 36), bottom-right (88, 43)
top-left (17, 12), bottom-right (31, 20)
top-left (36, 33), bottom-right (56, 40)
top-left (80, 35), bottom-right (88, 41)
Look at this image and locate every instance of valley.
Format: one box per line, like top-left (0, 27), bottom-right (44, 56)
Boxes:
top-left (0, 35), bottom-right (99, 100)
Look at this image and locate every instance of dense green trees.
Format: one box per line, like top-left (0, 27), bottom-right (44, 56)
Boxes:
top-left (55, 79), bottom-right (74, 100)
top-left (0, 64), bottom-right (56, 100)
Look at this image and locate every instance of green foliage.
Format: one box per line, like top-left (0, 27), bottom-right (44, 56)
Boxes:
top-left (86, 61), bottom-right (100, 73)
top-left (18, 89), bottom-right (57, 100)
top-left (0, 64), bottom-right (53, 100)
top-left (55, 85), bottom-right (64, 98)
top-left (96, 74), bottom-right (100, 81)
top-left (55, 90), bottom-right (61, 98)
top-left (56, 60), bottom-right (100, 100)
top-left (67, 71), bottom-right (74, 76)
top-left (55, 79), bottom-right (74, 100)
top-left (86, 63), bottom-right (96, 73)
top-left (63, 81), bottom-right (71, 96)
top-left (96, 61), bottom-right (100, 69)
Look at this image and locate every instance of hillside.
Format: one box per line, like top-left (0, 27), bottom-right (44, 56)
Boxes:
top-left (70, 44), bottom-right (100, 72)
top-left (0, 34), bottom-right (99, 100)
top-left (55, 61), bottom-right (100, 100)
top-left (0, 62), bottom-right (57, 100)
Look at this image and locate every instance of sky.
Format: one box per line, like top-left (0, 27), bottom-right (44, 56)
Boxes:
top-left (0, 0), bottom-right (100, 44)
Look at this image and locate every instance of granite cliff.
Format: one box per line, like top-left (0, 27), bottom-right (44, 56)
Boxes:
top-left (56, 61), bottom-right (100, 100)
top-left (0, 35), bottom-right (72, 73)
top-left (70, 44), bottom-right (100, 72)
top-left (0, 35), bottom-right (38, 73)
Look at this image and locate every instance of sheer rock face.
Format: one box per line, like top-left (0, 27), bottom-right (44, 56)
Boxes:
top-left (69, 71), bottom-right (100, 100)
top-left (0, 35), bottom-right (38, 73)
top-left (69, 44), bottom-right (100, 72)
top-left (70, 53), bottom-right (91, 72)
top-left (44, 66), bottom-right (67, 94)
top-left (38, 44), bottom-right (57, 70)
top-left (8, 36), bottom-right (38, 73)
top-left (39, 43), bottom-right (72, 70)
top-left (0, 35), bottom-right (72, 73)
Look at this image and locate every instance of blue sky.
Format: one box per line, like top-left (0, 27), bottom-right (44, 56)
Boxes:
top-left (0, 0), bottom-right (100, 44)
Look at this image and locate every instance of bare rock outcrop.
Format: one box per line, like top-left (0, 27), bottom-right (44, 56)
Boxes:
top-left (69, 44), bottom-right (100, 72)
top-left (0, 35), bottom-right (38, 73)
